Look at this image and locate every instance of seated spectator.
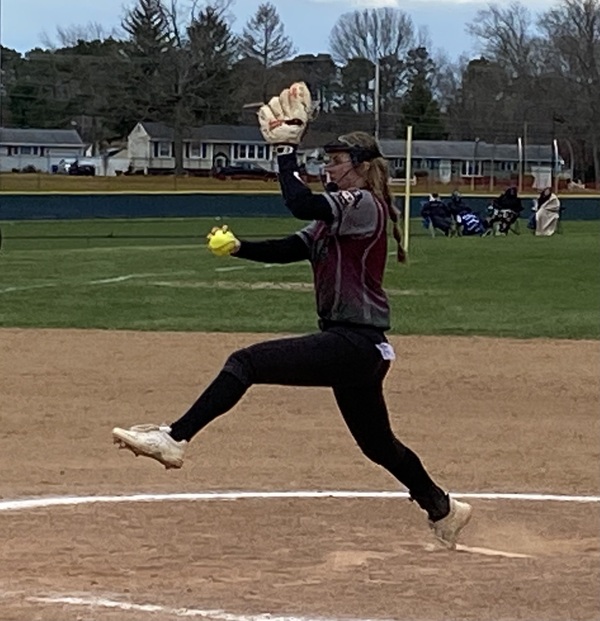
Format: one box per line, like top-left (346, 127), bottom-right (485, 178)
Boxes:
top-left (494, 187), bottom-right (523, 214)
top-left (456, 211), bottom-right (485, 236)
top-left (488, 187), bottom-right (523, 235)
top-left (446, 190), bottom-right (471, 218)
top-left (531, 187), bottom-right (562, 236)
top-left (421, 193), bottom-right (453, 236)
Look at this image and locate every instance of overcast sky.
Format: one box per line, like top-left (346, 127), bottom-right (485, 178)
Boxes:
top-left (1, 0), bottom-right (553, 60)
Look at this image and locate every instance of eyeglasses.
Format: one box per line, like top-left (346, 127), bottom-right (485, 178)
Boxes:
top-left (323, 153), bottom-right (351, 166)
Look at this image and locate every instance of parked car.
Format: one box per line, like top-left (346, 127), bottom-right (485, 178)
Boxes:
top-left (212, 161), bottom-right (277, 181)
top-left (56, 158), bottom-right (96, 176)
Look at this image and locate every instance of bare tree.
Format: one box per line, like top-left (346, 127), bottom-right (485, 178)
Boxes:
top-left (466, 2), bottom-right (539, 77)
top-left (329, 7), bottom-right (417, 113)
top-left (538, 0), bottom-right (600, 185)
top-left (329, 7), bottom-right (416, 65)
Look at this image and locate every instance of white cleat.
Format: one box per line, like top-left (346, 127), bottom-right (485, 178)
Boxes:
top-left (429, 498), bottom-right (473, 550)
top-left (112, 424), bottom-right (187, 469)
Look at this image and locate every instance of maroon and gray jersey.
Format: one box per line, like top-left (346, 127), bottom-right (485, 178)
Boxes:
top-left (296, 189), bottom-right (391, 330)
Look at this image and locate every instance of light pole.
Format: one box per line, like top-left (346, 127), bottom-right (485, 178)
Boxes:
top-left (470, 137), bottom-right (480, 192)
top-left (489, 138), bottom-right (497, 193)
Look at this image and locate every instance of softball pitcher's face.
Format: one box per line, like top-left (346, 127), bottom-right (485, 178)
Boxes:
top-left (324, 153), bottom-right (364, 191)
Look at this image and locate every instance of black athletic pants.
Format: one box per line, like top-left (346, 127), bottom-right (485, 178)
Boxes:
top-left (169, 326), bottom-right (449, 521)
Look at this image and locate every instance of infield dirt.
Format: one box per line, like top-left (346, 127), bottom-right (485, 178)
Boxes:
top-left (0, 329), bottom-right (598, 620)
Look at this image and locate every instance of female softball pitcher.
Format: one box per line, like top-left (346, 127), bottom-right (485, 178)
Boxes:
top-left (112, 82), bottom-right (472, 549)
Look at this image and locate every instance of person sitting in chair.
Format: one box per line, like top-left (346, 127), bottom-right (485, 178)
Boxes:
top-left (421, 193), bottom-right (453, 236)
top-left (446, 190), bottom-right (471, 218)
top-left (487, 187), bottom-right (523, 235)
top-left (530, 187), bottom-right (562, 236)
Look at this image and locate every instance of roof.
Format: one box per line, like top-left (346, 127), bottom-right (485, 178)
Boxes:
top-left (0, 127), bottom-right (84, 146)
top-left (381, 139), bottom-right (554, 162)
top-left (139, 122), bottom-right (263, 143)
top-left (136, 123), bottom-right (556, 162)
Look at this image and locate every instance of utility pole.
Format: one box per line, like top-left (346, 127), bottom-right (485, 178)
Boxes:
top-left (0, 0), bottom-right (3, 127)
top-left (0, 0), bottom-right (3, 188)
top-left (523, 121), bottom-right (528, 191)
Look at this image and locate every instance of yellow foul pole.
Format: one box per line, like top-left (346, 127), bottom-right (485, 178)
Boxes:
top-left (403, 125), bottom-right (413, 254)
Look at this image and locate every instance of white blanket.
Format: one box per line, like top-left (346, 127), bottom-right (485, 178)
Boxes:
top-left (535, 195), bottom-right (561, 236)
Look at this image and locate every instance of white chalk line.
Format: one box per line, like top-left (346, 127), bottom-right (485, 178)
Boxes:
top-left (0, 271), bottom-right (194, 294)
top-left (25, 594), bottom-right (395, 621)
top-left (0, 490), bottom-right (598, 513)
top-left (4, 489), bottom-right (586, 617)
top-left (455, 544), bottom-right (532, 559)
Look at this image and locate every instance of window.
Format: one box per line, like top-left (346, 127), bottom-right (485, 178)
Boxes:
top-left (19, 146), bottom-right (39, 155)
top-left (233, 144), bottom-right (249, 159)
top-left (500, 161), bottom-right (518, 172)
top-left (189, 142), bottom-right (207, 158)
top-left (158, 142), bottom-right (172, 157)
top-left (461, 161), bottom-right (483, 177)
top-left (233, 144), bottom-right (266, 160)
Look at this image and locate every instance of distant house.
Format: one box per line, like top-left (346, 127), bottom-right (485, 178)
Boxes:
top-left (126, 122), bottom-right (562, 186)
top-left (0, 127), bottom-right (85, 173)
top-left (128, 122), bottom-right (274, 174)
top-left (380, 139), bottom-right (563, 185)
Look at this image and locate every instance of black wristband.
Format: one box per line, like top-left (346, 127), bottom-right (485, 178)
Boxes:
top-left (274, 145), bottom-right (297, 156)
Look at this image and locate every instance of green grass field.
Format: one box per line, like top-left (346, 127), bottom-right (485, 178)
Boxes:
top-left (3, 172), bottom-right (598, 198)
top-left (1, 217), bottom-right (598, 339)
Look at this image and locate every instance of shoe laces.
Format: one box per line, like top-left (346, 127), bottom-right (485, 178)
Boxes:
top-left (129, 423), bottom-right (172, 433)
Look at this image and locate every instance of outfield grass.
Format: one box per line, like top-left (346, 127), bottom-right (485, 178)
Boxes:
top-left (0, 217), bottom-right (598, 339)
top-left (3, 172), bottom-right (597, 197)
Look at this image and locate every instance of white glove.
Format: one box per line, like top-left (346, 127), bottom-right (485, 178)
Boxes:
top-left (258, 82), bottom-right (314, 145)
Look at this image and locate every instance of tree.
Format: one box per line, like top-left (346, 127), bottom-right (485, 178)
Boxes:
top-left (119, 0), bottom-right (174, 129)
top-left (537, 0), bottom-right (600, 185)
top-left (7, 48), bottom-right (79, 129)
top-left (329, 8), bottom-right (417, 114)
top-left (446, 57), bottom-right (514, 141)
top-left (466, 2), bottom-right (539, 78)
top-left (398, 47), bottom-right (445, 140)
top-left (277, 54), bottom-right (338, 112)
top-left (329, 7), bottom-right (416, 66)
top-left (41, 22), bottom-right (118, 49)
top-left (339, 57), bottom-right (374, 114)
top-left (239, 3), bottom-right (295, 68)
top-left (185, 5), bottom-right (238, 124)
top-left (239, 3), bottom-right (295, 99)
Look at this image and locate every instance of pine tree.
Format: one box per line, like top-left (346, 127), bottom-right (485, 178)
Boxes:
top-left (399, 47), bottom-right (445, 140)
top-left (239, 3), bottom-right (295, 68)
top-left (186, 5), bottom-right (238, 123)
top-left (119, 0), bottom-right (173, 125)
top-left (122, 0), bottom-right (172, 59)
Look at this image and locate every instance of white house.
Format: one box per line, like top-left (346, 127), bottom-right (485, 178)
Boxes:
top-left (0, 127), bottom-right (85, 173)
top-left (127, 121), bottom-right (274, 174)
top-left (126, 122), bottom-right (563, 186)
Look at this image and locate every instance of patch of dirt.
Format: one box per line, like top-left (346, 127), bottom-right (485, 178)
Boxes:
top-left (0, 329), bottom-right (598, 620)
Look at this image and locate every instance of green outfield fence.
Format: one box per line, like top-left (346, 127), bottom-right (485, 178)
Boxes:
top-left (0, 192), bottom-right (598, 221)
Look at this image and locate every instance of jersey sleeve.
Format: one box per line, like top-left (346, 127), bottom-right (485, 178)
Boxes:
top-left (296, 221), bottom-right (320, 253)
top-left (323, 190), bottom-right (381, 236)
